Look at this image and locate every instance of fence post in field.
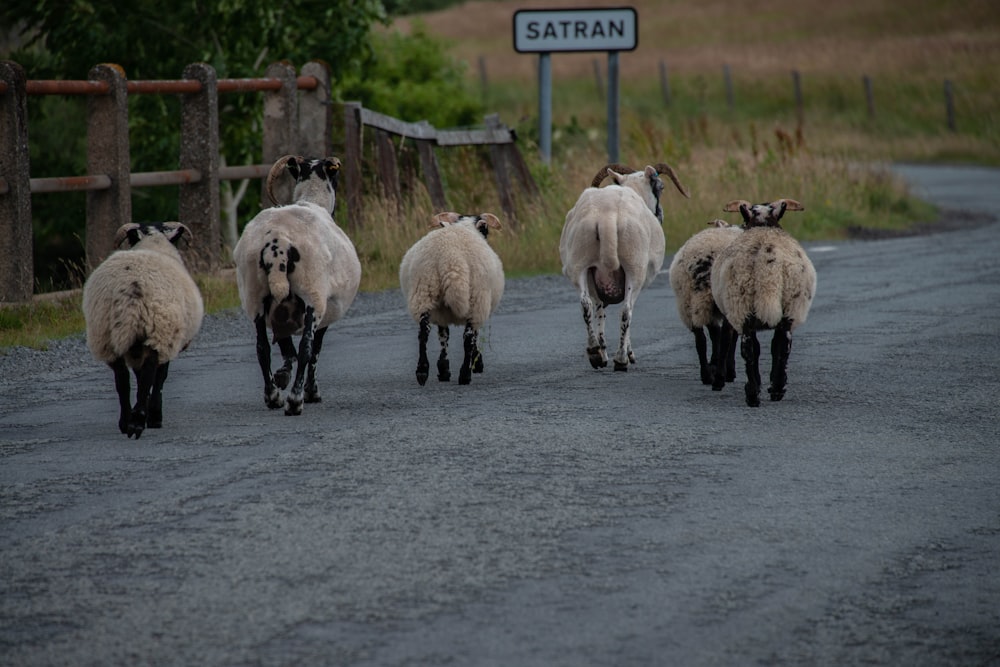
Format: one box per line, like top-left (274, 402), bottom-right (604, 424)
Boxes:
top-left (944, 79), bottom-right (956, 131)
top-left (298, 60), bottom-right (332, 158)
top-left (593, 58), bottom-right (605, 101)
top-left (261, 61), bottom-right (298, 207)
top-left (486, 113), bottom-right (516, 225)
top-left (86, 63), bottom-right (131, 272)
top-left (659, 60), bottom-right (671, 107)
top-left (179, 62), bottom-right (220, 273)
top-left (792, 70), bottom-right (804, 125)
top-left (342, 102), bottom-right (364, 228)
top-left (0, 60), bottom-right (33, 302)
top-left (723, 64), bottom-right (734, 110)
top-left (863, 75), bottom-right (876, 120)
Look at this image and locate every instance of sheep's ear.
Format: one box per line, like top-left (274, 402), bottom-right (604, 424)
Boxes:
top-left (476, 213), bottom-right (502, 235)
top-left (113, 223), bottom-right (142, 249)
top-left (723, 199), bottom-right (751, 213)
top-left (776, 198), bottom-right (804, 211)
top-left (707, 219), bottom-right (730, 228)
top-left (285, 155), bottom-right (307, 180)
top-left (430, 212), bottom-right (460, 228)
top-left (162, 222), bottom-right (193, 249)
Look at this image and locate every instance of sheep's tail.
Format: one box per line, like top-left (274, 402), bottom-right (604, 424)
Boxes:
top-left (261, 236), bottom-right (293, 303)
top-left (592, 215), bottom-right (626, 305)
top-left (596, 216), bottom-right (620, 273)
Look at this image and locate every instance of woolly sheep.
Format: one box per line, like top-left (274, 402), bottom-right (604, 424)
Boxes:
top-left (233, 155), bottom-right (361, 415)
top-left (711, 198), bottom-right (817, 407)
top-left (560, 162), bottom-right (689, 370)
top-left (82, 221), bottom-right (204, 439)
top-left (399, 211), bottom-right (504, 386)
top-left (668, 219), bottom-right (743, 389)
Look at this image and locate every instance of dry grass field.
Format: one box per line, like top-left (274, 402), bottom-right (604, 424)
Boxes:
top-left (398, 0), bottom-right (1000, 82)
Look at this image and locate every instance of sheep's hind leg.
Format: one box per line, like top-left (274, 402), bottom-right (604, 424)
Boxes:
top-left (695, 327), bottom-right (713, 385)
top-left (273, 337), bottom-right (296, 390)
top-left (459, 322), bottom-right (478, 385)
top-left (768, 319), bottom-right (792, 401)
top-left (437, 325), bottom-right (451, 382)
top-left (127, 350), bottom-right (159, 439)
top-left (255, 314), bottom-right (284, 409)
top-left (613, 284), bottom-right (636, 371)
top-left (147, 361), bottom-right (169, 428)
top-left (416, 313), bottom-right (431, 385)
top-left (710, 321), bottom-right (738, 391)
top-left (741, 325), bottom-right (762, 407)
top-left (579, 274), bottom-right (607, 369)
top-left (111, 358), bottom-right (132, 435)
top-left (285, 306), bottom-right (315, 415)
top-left (304, 326), bottom-right (327, 403)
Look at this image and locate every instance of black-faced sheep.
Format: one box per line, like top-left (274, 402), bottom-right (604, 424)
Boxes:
top-left (233, 155), bottom-right (361, 415)
top-left (668, 219), bottom-right (743, 389)
top-left (82, 222), bottom-right (204, 439)
top-left (399, 212), bottom-right (504, 386)
top-left (560, 162), bottom-right (689, 371)
top-left (710, 199), bottom-right (816, 407)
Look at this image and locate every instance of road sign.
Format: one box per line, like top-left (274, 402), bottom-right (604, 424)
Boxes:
top-left (513, 8), bottom-right (638, 53)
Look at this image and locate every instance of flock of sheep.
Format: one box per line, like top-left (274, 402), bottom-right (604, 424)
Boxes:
top-left (82, 154), bottom-right (816, 438)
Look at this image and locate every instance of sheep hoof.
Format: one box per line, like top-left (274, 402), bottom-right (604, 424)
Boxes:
top-left (305, 389), bottom-right (322, 404)
top-left (416, 371), bottom-right (428, 386)
top-left (265, 389), bottom-right (285, 410)
top-left (458, 370), bottom-right (472, 385)
top-left (768, 386), bottom-right (786, 402)
top-left (744, 384), bottom-right (761, 407)
top-left (284, 398), bottom-right (303, 416)
top-left (700, 370), bottom-right (714, 385)
top-left (473, 354), bottom-right (484, 373)
top-left (587, 347), bottom-right (607, 369)
top-left (613, 361), bottom-right (629, 372)
top-left (274, 368), bottom-right (291, 390)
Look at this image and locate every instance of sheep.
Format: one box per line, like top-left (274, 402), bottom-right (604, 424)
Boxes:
top-left (82, 221), bottom-right (204, 439)
top-left (668, 218), bottom-right (743, 389)
top-left (399, 211), bottom-right (504, 386)
top-left (233, 154), bottom-right (361, 415)
top-left (559, 162), bottom-right (689, 371)
top-left (710, 198), bottom-right (816, 407)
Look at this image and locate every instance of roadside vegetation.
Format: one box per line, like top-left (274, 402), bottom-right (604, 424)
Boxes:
top-left (1, 0), bottom-right (997, 349)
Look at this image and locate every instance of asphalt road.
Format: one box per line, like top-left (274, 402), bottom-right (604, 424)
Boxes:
top-left (2, 164), bottom-right (999, 666)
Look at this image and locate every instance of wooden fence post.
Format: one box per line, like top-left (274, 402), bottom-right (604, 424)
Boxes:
top-left (0, 60), bottom-right (33, 302)
top-left (415, 121), bottom-right (447, 211)
top-left (944, 79), bottom-right (956, 131)
top-left (723, 64), bottom-right (734, 110)
top-left (179, 62), bottom-right (220, 273)
top-left (261, 61), bottom-right (298, 206)
top-left (298, 60), bottom-right (332, 158)
top-left (863, 75), bottom-right (875, 120)
top-left (792, 69), bottom-right (804, 125)
top-left (375, 129), bottom-right (402, 214)
top-left (342, 101), bottom-right (364, 228)
top-left (86, 63), bottom-right (131, 272)
top-left (486, 113), bottom-right (516, 225)
top-left (659, 60), bottom-right (671, 107)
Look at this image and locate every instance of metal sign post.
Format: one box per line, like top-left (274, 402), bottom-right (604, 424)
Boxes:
top-left (513, 7), bottom-right (638, 164)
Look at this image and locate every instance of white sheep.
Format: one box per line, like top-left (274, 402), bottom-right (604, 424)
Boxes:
top-left (668, 219), bottom-right (743, 389)
top-left (710, 198), bottom-right (816, 407)
top-left (233, 155), bottom-right (361, 415)
top-left (399, 211), bottom-right (504, 386)
top-left (82, 222), bottom-right (204, 439)
top-left (560, 162), bottom-right (689, 370)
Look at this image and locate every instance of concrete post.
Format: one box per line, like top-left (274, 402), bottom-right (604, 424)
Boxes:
top-left (86, 63), bottom-right (131, 272)
top-left (0, 61), bottom-right (34, 302)
top-left (261, 61), bottom-right (298, 207)
top-left (179, 62), bottom-right (220, 273)
top-left (297, 60), bottom-right (332, 158)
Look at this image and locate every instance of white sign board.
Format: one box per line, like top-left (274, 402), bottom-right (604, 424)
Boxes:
top-left (513, 8), bottom-right (638, 53)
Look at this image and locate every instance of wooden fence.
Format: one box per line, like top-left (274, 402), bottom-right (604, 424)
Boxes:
top-left (0, 60), bottom-right (535, 303)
